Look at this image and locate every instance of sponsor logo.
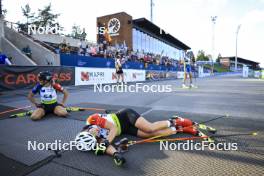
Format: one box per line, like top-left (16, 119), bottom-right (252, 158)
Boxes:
top-left (81, 71), bottom-right (105, 82)
top-left (3, 72), bottom-right (72, 85)
top-left (81, 72), bottom-right (90, 81)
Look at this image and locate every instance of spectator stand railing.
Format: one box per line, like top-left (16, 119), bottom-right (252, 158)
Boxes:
top-left (4, 20), bottom-right (57, 54)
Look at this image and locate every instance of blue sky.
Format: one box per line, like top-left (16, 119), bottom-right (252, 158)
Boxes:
top-left (4, 0), bottom-right (264, 66)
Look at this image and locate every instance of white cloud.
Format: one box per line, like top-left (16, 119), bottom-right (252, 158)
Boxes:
top-left (240, 9), bottom-right (264, 25)
top-left (3, 0), bottom-right (264, 66)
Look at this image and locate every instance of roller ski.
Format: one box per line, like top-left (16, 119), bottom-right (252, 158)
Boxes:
top-left (9, 110), bottom-right (33, 118)
top-left (9, 106), bottom-right (85, 118)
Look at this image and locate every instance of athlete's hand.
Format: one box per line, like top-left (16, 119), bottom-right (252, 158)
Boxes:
top-left (87, 114), bottom-right (106, 127)
top-left (101, 139), bottom-right (110, 148)
top-left (113, 152), bottom-right (126, 166)
top-left (94, 139), bottom-right (110, 155)
top-left (58, 103), bottom-right (65, 107)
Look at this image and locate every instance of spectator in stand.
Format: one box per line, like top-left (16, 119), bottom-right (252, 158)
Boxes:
top-left (90, 45), bottom-right (97, 56)
top-left (0, 50), bottom-right (11, 65)
top-left (85, 44), bottom-right (90, 56)
top-left (59, 39), bottom-right (67, 53)
top-left (22, 45), bottom-right (32, 58)
top-left (79, 39), bottom-right (87, 56)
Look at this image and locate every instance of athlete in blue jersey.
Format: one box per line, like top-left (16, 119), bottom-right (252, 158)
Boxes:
top-left (182, 58), bottom-right (195, 88)
top-left (0, 54), bottom-right (11, 65)
top-left (28, 71), bottom-right (69, 120)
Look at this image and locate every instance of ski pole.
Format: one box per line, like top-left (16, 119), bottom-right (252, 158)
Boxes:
top-left (0, 105), bottom-right (31, 116)
top-left (210, 132), bottom-right (257, 138)
top-left (145, 132), bottom-right (258, 143)
top-left (198, 114), bottom-right (229, 124)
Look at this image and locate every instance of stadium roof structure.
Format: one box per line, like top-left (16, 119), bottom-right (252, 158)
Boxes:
top-left (222, 56), bottom-right (259, 65)
top-left (133, 18), bottom-right (191, 50)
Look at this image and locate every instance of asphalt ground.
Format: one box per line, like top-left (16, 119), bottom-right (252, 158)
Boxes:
top-left (0, 75), bottom-right (263, 176)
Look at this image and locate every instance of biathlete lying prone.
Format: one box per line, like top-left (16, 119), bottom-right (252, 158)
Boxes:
top-left (74, 108), bottom-right (210, 166)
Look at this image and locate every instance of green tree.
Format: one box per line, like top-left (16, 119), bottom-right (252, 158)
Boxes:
top-left (196, 50), bottom-right (210, 61)
top-left (1, 0), bottom-right (7, 18)
top-left (21, 4), bottom-right (35, 25)
top-left (33, 3), bottom-right (60, 28)
top-left (19, 3), bottom-right (62, 33)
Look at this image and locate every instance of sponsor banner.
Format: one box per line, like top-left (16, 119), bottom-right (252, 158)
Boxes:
top-left (202, 73), bottom-right (211, 77)
top-left (120, 69), bottom-right (145, 82)
top-left (0, 66), bottom-right (75, 91)
top-left (166, 72), bottom-right (178, 79)
top-left (75, 67), bottom-right (146, 86)
top-left (177, 71), bottom-right (184, 79)
top-left (146, 70), bottom-right (177, 80)
top-left (75, 67), bottom-right (114, 86)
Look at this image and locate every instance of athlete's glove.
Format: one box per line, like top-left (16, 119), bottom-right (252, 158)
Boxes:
top-left (87, 114), bottom-right (106, 127)
top-left (113, 152), bottom-right (126, 166)
top-left (94, 139), bottom-right (110, 155)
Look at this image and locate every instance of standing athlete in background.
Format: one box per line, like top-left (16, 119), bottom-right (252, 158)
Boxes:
top-left (115, 55), bottom-right (124, 85)
top-left (182, 57), bottom-right (196, 88)
top-left (28, 71), bottom-right (69, 121)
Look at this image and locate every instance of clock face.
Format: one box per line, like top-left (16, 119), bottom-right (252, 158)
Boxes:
top-left (108, 18), bottom-right (120, 34)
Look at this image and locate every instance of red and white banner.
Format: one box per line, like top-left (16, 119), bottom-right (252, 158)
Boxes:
top-left (75, 67), bottom-right (145, 86)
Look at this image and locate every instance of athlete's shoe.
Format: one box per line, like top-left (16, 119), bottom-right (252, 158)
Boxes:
top-left (182, 84), bottom-right (189, 89)
top-left (169, 116), bottom-right (194, 128)
top-left (197, 130), bottom-right (215, 143)
top-left (190, 84), bottom-right (198, 88)
top-left (197, 124), bottom-right (217, 134)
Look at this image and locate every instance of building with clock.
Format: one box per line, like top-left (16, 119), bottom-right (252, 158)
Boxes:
top-left (97, 12), bottom-right (190, 60)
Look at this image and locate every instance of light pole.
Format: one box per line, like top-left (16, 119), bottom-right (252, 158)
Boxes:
top-left (211, 16), bottom-right (217, 74)
top-left (235, 24), bottom-right (241, 71)
top-left (150, 0), bottom-right (154, 22)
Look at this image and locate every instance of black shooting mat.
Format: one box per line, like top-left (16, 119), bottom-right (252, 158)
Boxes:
top-left (0, 106), bottom-right (263, 176)
top-left (66, 102), bottom-right (151, 121)
top-left (0, 115), bottom-right (84, 166)
top-left (0, 153), bottom-right (29, 176)
top-left (0, 104), bottom-right (29, 119)
top-left (50, 110), bottom-right (264, 176)
top-left (27, 162), bottom-right (94, 176)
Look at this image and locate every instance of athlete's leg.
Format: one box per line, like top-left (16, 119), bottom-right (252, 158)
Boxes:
top-left (54, 105), bottom-right (68, 117)
top-left (134, 117), bottom-right (171, 133)
top-left (121, 73), bottom-right (124, 83)
top-left (189, 72), bottom-right (193, 84)
top-left (183, 72), bottom-right (187, 85)
top-left (137, 128), bottom-right (176, 138)
top-left (116, 74), bottom-right (120, 83)
top-left (30, 108), bottom-right (45, 121)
